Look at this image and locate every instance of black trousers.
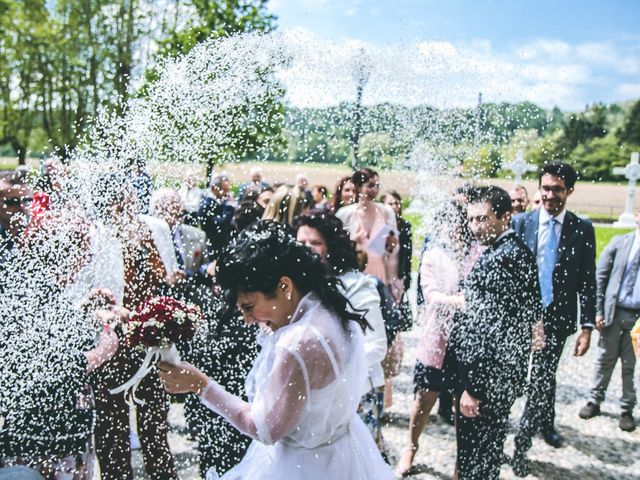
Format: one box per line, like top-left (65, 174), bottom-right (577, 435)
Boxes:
top-left (456, 401), bottom-right (511, 480)
top-left (515, 332), bottom-right (567, 452)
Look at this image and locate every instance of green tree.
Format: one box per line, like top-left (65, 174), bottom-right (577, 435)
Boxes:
top-left (617, 100), bottom-right (640, 146)
top-left (0, 0), bottom-right (48, 163)
top-left (142, 0), bottom-right (282, 177)
top-left (553, 103), bottom-right (608, 158)
top-left (568, 134), bottom-right (634, 181)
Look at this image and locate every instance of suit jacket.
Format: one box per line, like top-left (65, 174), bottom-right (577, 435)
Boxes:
top-left (397, 217), bottom-right (413, 292)
top-left (198, 196), bottom-right (235, 259)
top-left (452, 231), bottom-right (541, 410)
top-left (596, 231), bottom-right (636, 326)
top-left (512, 209), bottom-right (596, 338)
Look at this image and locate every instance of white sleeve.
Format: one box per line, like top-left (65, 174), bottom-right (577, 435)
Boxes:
top-left (349, 279), bottom-right (387, 367)
top-left (200, 345), bottom-right (312, 445)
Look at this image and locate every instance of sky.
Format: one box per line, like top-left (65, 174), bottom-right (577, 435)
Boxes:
top-left (266, 0), bottom-right (640, 110)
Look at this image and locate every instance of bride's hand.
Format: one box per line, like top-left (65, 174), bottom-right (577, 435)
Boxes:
top-left (158, 361), bottom-right (208, 395)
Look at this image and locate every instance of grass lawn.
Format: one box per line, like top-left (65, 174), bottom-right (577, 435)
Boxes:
top-left (595, 225), bottom-right (633, 261)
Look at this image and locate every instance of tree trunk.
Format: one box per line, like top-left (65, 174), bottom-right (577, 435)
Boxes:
top-left (11, 138), bottom-right (27, 165)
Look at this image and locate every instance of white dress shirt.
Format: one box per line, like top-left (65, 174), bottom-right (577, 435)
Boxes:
top-left (537, 207), bottom-right (566, 263)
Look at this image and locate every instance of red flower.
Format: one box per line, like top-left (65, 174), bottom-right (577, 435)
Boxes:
top-left (125, 296), bottom-right (202, 349)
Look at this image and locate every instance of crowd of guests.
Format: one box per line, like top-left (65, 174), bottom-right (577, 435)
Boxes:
top-left (0, 159), bottom-right (637, 480)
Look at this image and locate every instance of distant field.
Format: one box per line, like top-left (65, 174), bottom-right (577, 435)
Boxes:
top-left (2, 157), bottom-right (635, 219)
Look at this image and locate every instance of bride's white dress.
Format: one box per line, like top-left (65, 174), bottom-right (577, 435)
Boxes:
top-left (200, 292), bottom-right (394, 480)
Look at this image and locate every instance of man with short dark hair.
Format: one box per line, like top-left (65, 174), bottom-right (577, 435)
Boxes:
top-left (512, 161), bottom-right (596, 476)
top-left (450, 186), bottom-right (541, 479)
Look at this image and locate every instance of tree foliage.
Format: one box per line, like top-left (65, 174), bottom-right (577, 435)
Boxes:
top-left (0, 0), bottom-right (277, 166)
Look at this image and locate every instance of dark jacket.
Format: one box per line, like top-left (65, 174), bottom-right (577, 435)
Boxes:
top-left (451, 231), bottom-right (542, 410)
top-left (512, 209), bottom-right (596, 338)
top-left (397, 217), bottom-right (413, 292)
top-left (198, 196), bottom-right (235, 259)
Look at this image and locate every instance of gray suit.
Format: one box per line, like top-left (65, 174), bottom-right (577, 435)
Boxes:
top-left (590, 231), bottom-right (637, 412)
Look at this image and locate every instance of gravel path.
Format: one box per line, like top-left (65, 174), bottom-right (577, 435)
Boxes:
top-left (113, 324), bottom-right (640, 480)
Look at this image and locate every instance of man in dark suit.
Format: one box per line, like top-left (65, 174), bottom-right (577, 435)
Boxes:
top-left (451, 186), bottom-right (541, 479)
top-left (512, 162), bottom-right (596, 476)
top-left (578, 211), bottom-right (638, 432)
top-left (199, 173), bottom-right (236, 260)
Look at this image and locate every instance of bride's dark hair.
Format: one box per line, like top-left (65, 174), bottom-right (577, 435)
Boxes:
top-left (216, 220), bottom-right (370, 332)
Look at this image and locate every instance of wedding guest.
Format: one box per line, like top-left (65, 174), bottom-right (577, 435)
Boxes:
top-left (531, 190), bottom-right (542, 210)
top-left (311, 185), bottom-right (330, 210)
top-left (451, 186), bottom-right (541, 479)
top-left (337, 169), bottom-right (402, 408)
top-left (396, 201), bottom-right (479, 476)
top-left (0, 211), bottom-right (120, 480)
top-left (512, 162), bottom-right (596, 475)
top-left (0, 170), bottom-right (31, 266)
top-left (382, 190), bottom-right (413, 329)
top-left (238, 166), bottom-right (270, 200)
top-left (126, 157), bottom-right (153, 214)
top-left (578, 208), bottom-right (639, 432)
top-left (199, 173), bottom-right (236, 260)
top-left (158, 220), bottom-right (394, 480)
top-left (90, 174), bottom-right (177, 480)
top-left (178, 174), bottom-right (205, 226)
top-left (256, 186), bottom-right (274, 209)
top-left (233, 201), bottom-right (264, 232)
top-left (331, 175), bottom-right (356, 212)
top-left (336, 168), bottom-right (400, 292)
top-left (510, 185), bottom-right (530, 214)
top-left (151, 188), bottom-right (214, 293)
top-left (293, 173), bottom-right (311, 205)
top-left (262, 185), bottom-right (310, 226)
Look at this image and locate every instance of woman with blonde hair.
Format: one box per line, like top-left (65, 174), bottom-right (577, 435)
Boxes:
top-left (262, 185), bottom-right (310, 226)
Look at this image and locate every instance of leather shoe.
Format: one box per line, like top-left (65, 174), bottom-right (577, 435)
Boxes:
top-left (512, 449), bottom-right (531, 477)
top-left (619, 412), bottom-right (636, 432)
top-left (542, 429), bottom-right (562, 448)
top-left (578, 401), bottom-right (600, 419)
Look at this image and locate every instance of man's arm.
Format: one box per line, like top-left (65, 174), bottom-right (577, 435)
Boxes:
top-left (595, 235), bottom-right (620, 317)
top-left (574, 221), bottom-right (597, 356)
top-left (578, 222), bottom-right (597, 328)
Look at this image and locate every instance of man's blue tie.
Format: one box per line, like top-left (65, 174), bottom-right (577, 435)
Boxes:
top-left (540, 218), bottom-right (558, 307)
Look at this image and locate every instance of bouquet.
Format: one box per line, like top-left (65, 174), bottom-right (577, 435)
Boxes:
top-left (110, 296), bottom-right (202, 404)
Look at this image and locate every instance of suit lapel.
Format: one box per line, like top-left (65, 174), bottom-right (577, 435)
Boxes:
top-left (616, 233), bottom-right (635, 271)
top-left (525, 210), bottom-right (540, 255)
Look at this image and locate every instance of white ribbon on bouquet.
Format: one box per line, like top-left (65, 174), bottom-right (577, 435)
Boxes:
top-left (109, 344), bottom-right (181, 405)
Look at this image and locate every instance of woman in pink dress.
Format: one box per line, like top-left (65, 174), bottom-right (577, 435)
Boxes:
top-left (396, 201), bottom-right (483, 477)
top-left (336, 168), bottom-right (403, 408)
top-left (335, 168), bottom-right (400, 297)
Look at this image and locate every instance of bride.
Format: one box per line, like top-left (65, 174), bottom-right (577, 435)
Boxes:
top-left (158, 220), bottom-right (394, 479)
